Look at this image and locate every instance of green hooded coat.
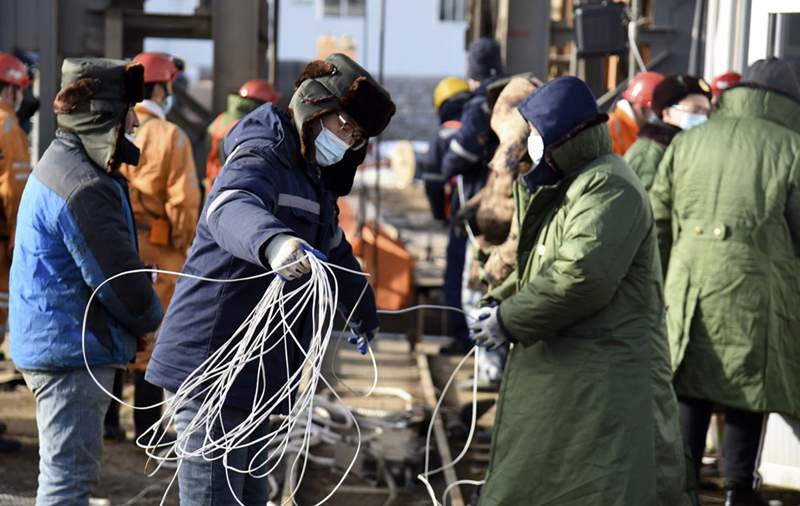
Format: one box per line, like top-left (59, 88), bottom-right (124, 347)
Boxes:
top-left (623, 122), bottom-right (682, 191)
top-left (480, 123), bottom-right (694, 506)
top-left (650, 86), bottom-right (800, 418)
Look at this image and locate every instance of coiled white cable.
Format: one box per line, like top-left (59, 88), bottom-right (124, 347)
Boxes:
top-left (81, 253), bottom-right (485, 506)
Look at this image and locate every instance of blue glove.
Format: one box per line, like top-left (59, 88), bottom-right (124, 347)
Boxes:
top-left (347, 328), bottom-right (377, 355)
top-left (469, 306), bottom-right (508, 350)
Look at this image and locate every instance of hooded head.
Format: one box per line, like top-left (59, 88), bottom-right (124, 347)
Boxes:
top-left (743, 57), bottom-right (800, 102)
top-left (54, 58), bottom-right (144, 171)
top-left (467, 37), bottom-right (503, 83)
top-left (288, 53), bottom-right (395, 195)
top-left (517, 76), bottom-right (606, 188)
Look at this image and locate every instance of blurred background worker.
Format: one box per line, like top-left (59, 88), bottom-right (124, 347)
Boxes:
top-left (422, 76), bottom-right (471, 223)
top-left (118, 51), bottom-right (201, 443)
top-left (650, 57), bottom-right (800, 506)
top-left (624, 74), bottom-right (712, 191)
top-left (607, 71), bottom-right (664, 155)
top-left (710, 71), bottom-right (742, 106)
top-left (205, 79), bottom-right (280, 190)
top-left (0, 51), bottom-right (31, 454)
top-left (10, 57), bottom-right (163, 505)
top-left (438, 37), bottom-right (504, 355)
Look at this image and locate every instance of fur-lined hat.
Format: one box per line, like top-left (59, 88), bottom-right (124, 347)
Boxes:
top-left (651, 74), bottom-right (712, 118)
top-left (288, 53), bottom-right (395, 160)
top-left (54, 58), bottom-right (145, 171)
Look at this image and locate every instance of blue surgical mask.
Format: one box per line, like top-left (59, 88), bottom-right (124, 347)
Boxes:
top-left (680, 112), bottom-right (707, 130)
top-left (163, 94), bottom-right (176, 115)
top-left (527, 133), bottom-right (544, 167)
top-left (315, 121), bottom-right (350, 167)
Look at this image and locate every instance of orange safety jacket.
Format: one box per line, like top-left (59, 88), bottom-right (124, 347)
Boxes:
top-left (607, 104), bottom-right (640, 155)
top-left (120, 101), bottom-right (201, 368)
top-left (0, 100), bottom-right (31, 334)
top-left (205, 111), bottom-right (239, 188)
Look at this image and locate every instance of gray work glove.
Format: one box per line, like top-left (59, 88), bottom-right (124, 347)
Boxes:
top-left (469, 305), bottom-right (508, 350)
top-left (264, 234), bottom-right (325, 281)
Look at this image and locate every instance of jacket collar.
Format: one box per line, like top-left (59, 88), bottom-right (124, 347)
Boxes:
top-left (547, 120), bottom-right (613, 176)
top-left (717, 86), bottom-right (800, 134)
top-left (226, 94), bottom-right (262, 119)
top-left (136, 99), bottom-right (165, 120)
top-left (637, 121), bottom-right (682, 147)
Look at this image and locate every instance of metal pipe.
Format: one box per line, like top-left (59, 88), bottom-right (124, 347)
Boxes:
top-left (373, 0), bottom-right (387, 289)
top-left (628, 0), bottom-right (641, 79)
top-left (688, 0), bottom-right (706, 74)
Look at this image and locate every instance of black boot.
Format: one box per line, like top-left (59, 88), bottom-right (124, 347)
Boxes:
top-left (724, 488), bottom-right (769, 506)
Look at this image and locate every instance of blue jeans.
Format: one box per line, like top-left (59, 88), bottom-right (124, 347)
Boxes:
top-left (171, 395), bottom-right (271, 505)
top-left (22, 367), bottom-right (116, 506)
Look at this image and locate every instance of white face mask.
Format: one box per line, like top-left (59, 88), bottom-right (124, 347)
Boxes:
top-left (527, 133), bottom-right (545, 167)
top-left (680, 112), bottom-right (707, 130)
top-left (314, 120), bottom-right (350, 167)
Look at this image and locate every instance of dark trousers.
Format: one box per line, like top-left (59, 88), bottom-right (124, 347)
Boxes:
top-left (679, 397), bottom-right (765, 490)
top-left (134, 371), bottom-right (163, 440)
top-left (443, 226), bottom-right (469, 343)
top-left (103, 370), bottom-right (123, 430)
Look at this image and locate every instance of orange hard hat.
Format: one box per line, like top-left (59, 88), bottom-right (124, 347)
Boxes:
top-left (0, 52), bottom-right (30, 88)
top-left (133, 52), bottom-right (178, 84)
top-left (710, 71), bottom-right (741, 96)
top-left (239, 79), bottom-right (280, 104)
top-left (621, 71), bottom-right (664, 107)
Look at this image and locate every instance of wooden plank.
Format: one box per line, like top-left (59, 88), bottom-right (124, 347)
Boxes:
top-left (416, 353), bottom-right (465, 506)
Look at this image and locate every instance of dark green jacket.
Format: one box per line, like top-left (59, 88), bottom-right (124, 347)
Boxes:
top-left (624, 122), bottom-right (682, 190)
top-left (650, 86), bottom-right (800, 417)
top-left (480, 123), bottom-right (693, 506)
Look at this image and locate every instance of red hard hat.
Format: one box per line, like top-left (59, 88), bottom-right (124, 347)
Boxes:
top-left (622, 71), bottom-right (664, 107)
top-left (133, 52), bottom-right (178, 84)
top-left (0, 52), bottom-right (30, 88)
top-left (239, 79), bottom-right (280, 104)
top-left (710, 71), bottom-right (742, 96)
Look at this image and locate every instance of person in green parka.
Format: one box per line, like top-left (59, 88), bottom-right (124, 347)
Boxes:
top-left (624, 74), bottom-right (712, 191)
top-left (470, 76), bottom-right (695, 506)
top-left (650, 57), bottom-right (800, 506)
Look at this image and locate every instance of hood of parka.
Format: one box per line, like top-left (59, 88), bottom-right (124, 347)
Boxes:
top-left (288, 53), bottom-right (396, 162)
top-left (54, 58), bottom-right (145, 172)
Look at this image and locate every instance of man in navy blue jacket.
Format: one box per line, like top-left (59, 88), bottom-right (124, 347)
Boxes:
top-left (146, 53), bottom-right (395, 504)
top-left (11, 58), bottom-right (164, 506)
top-left (439, 37), bottom-right (504, 354)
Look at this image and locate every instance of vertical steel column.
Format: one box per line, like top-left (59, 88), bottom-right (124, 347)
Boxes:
top-left (495, 0), bottom-right (550, 78)
top-left (37, 0), bottom-right (60, 161)
top-left (268, 0), bottom-right (280, 85)
top-left (105, 6), bottom-right (124, 59)
top-left (212, 0), bottom-right (267, 114)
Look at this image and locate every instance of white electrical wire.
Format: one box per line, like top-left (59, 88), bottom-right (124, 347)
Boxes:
top-left (81, 253), bottom-right (486, 506)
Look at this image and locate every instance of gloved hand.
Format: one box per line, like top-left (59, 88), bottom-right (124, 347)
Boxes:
top-left (347, 323), bottom-right (378, 355)
top-left (264, 234), bottom-right (326, 281)
top-left (469, 305), bottom-right (508, 350)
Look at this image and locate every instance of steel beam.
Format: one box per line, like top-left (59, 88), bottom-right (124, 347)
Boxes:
top-left (121, 10), bottom-right (212, 40)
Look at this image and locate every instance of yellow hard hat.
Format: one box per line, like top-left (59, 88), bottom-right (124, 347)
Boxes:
top-left (433, 77), bottom-right (470, 112)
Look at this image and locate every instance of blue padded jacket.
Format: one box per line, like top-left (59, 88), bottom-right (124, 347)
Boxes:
top-left (10, 130), bottom-right (164, 371)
